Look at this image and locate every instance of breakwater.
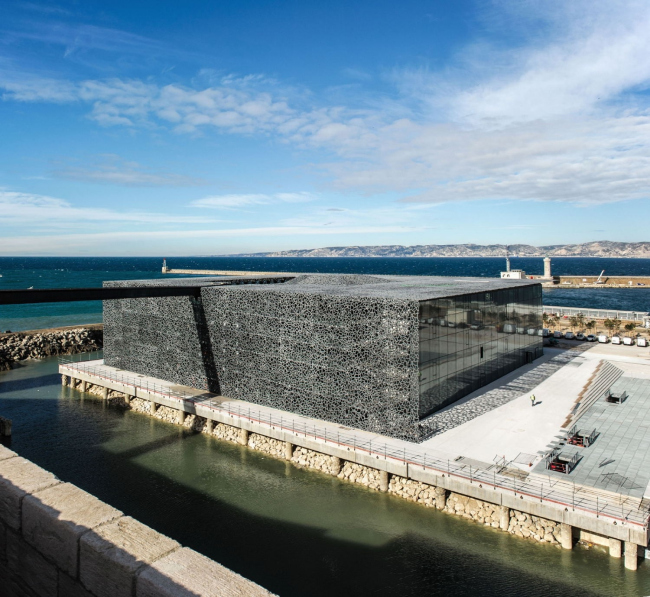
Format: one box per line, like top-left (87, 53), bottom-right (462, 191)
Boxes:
top-left (0, 443), bottom-right (274, 597)
top-left (0, 325), bottom-right (102, 371)
top-left (67, 372), bottom-right (643, 569)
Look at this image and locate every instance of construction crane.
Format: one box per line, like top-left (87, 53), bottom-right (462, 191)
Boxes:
top-left (595, 270), bottom-right (605, 284)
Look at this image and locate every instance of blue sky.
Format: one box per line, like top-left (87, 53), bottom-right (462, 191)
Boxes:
top-left (1, 0), bottom-right (650, 255)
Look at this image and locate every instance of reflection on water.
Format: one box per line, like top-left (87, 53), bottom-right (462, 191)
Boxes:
top-left (1, 357), bottom-right (648, 597)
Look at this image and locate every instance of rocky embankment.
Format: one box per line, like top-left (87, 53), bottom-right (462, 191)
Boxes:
top-left (0, 325), bottom-right (103, 371)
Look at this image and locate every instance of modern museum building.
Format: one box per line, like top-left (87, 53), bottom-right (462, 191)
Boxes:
top-left (103, 274), bottom-right (543, 441)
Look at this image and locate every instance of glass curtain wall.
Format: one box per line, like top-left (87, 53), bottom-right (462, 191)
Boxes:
top-left (418, 285), bottom-right (543, 419)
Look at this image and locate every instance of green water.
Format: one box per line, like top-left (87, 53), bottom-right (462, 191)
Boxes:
top-left (1, 357), bottom-right (648, 596)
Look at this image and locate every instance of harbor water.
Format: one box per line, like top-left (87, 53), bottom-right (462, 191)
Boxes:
top-left (1, 356), bottom-right (649, 597)
top-left (1, 256), bottom-right (650, 331)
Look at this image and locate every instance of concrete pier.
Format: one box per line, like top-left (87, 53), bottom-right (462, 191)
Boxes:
top-left (284, 441), bottom-right (294, 460)
top-left (625, 542), bottom-right (638, 570)
top-left (379, 470), bottom-right (389, 492)
top-left (559, 524), bottom-right (573, 550)
top-left (332, 457), bottom-right (341, 475)
top-left (102, 387), bottom-right (109, 400)
top-left (0, 416), bottom-right (11, 437)
top-left (150, 402), bottom-right (158, 414)
top-left (609, 538), bottom-right (622, 558)
top-left (498, 506), bottom-right (510, 530)
top-left (206, 420), bottom-right (214, 433)
top-left (239, 429), bottom-right (249, 446)
top-left (178, 410), bottom-right (186, 424)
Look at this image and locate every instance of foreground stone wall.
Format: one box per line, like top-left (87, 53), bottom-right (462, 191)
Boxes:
top-left (0, 443), bottom-right (275, 597)
top-left (0, 326), bottom-right (102, 371)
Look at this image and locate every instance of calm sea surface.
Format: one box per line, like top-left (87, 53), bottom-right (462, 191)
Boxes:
top-left (1, 356), bottom-right (648, 597)
top-left (1, 256), bottom-right (650, 331)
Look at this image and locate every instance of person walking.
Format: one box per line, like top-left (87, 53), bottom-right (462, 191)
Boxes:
top-left (530, 394), bottom-right (536, 407)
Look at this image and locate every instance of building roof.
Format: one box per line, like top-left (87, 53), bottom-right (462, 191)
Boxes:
top-left (106, 273), bottom-right (539, 302)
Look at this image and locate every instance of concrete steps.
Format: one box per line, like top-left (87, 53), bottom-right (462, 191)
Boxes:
top-left (566, 361), bottom-right (624, 427)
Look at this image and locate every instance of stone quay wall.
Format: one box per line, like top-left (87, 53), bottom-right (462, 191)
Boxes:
top-left (0, 325), bottom-right (103, 371)
top-left (0, 442), bottom-right (275, 597)
top-left (65, 372), bottom-right (643, 570)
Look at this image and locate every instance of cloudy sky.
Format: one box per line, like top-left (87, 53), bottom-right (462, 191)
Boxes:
top-left (1, 0), bottom-right (649, 255)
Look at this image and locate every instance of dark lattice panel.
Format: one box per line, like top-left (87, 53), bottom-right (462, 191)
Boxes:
top-left (202, 285), bottom-right (421, 440)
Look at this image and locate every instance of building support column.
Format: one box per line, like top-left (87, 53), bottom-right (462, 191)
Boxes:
top-left (81, 380), bottom-right (87, 392)
top-left (206, 419), bottom-right (214, 433)
top-left (559, 524), bottom-right (573, 550)
top-left (124, 394), bottom-right (131, 405)
top-left (239, 428), bottom-right (249, 446)
top-left (331, 457), bottom-right (341, 475)
top-left (150, 401), bottom-right (158, 414)
top-left (102, 387), bottom-right (109, 400)
top-left (178, 410), bottom-right (186, 424)
top-left (379, 470), bottom-right (390, 492)
top-left (625, 542), bottom-right (638, 571)
top-left (498, 506), bottom-right (510, 530)
top-left (609, 538), bottom-right (622, 558)
top-left (284, 441), bottom-right (294, 460)
top-left (69, 377), bottom-right (77, 388)
top-left (61, 375), bottom-right (69, 386)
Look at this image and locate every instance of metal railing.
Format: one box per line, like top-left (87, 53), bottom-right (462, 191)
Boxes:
top-left (58, 352), bottom-right (650, 530)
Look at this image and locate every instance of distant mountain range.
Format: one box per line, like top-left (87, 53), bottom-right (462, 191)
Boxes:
top-left (235, 241), bottom-right (650, 258)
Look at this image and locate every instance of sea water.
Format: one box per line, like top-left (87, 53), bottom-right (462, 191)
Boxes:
top-left (1, 256), bottom-right (650, 331)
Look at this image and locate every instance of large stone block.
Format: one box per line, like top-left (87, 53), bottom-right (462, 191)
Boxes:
top-left (22, 482), bottom-right (122, 578)
top-left (0, 519), bottom-right (6, 563)
top-left (59, 571), bottom-right (95, 597)
top-left (6, 528), bottom-right (58, 597)
top-left (80, 516), bottom-right (180, 597)
top-left (0, 444), bottom-right (16, 461)
top-left (136, 547), bottom-right (276, 597)
top-left (0, 457), bottom-right (60, 530)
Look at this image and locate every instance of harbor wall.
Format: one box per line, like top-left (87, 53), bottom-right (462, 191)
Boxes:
top-left (63, 371), bottom-right (647, 570)
top-left (0, 443), bottom-right (275, 597)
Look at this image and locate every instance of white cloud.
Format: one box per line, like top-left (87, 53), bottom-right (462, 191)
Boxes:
top-left (0, 190), bottom-right (221, 224)
top-left (191, 192), bottom-right (314, 209)
top-left (52, 155), bottom-right (206, 187)
top-left (0, 225), bottom-right (418, 255)
top-left (3, 0), bottom-right (650, 209)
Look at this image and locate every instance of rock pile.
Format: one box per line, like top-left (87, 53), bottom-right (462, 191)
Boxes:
top-left (338, 462), bottom-right (383, 489)
top-left (291, 446), bottom-right (341, 474)
top-left (390, 475), bottom-right (447, 508)
top-left (248, 433), bottom-right (286, 458)
top-left (0, 327), bottom-right (102, 371)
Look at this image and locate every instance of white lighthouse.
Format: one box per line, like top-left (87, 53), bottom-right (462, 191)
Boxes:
top-left (543, 257), bottom-right (552, 279)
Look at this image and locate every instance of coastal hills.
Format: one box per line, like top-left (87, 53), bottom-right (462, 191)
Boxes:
top-left (239, 241), bottom-right (650, 258)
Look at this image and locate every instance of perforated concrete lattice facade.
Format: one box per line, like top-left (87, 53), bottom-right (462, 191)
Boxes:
top-left (103, 274), bottom-right (542, 441)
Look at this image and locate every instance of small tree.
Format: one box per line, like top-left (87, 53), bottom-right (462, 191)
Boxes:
top-left (576, 313), bottom-right (586, 331)
top-left (604, 319), bottom-right (615, 335)
top-left (569, 316), bottom-right (578, 330)
top-left (586, 320), bottom-right (596, 333)
top-left (624, 322), bottom-right (636, 336)
top-left (612, 318), bottom-right (622, 334)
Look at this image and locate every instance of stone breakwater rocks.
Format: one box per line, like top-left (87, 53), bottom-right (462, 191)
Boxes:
top-left (248, 433), bottom-right (286, 458)
top-left (291, 446), bottom-right (341, 474)
top-left (338, 462), bottom-right (382, 489)
top-left (0, 326), bottom-right (102, 371)
top-left (389, 475), bottom-right (448, 508)
top-left (74, 385), bottom-right (564, 548)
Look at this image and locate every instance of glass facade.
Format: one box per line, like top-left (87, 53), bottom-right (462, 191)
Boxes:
top-left (418, 285), bottom-right (543, 419)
